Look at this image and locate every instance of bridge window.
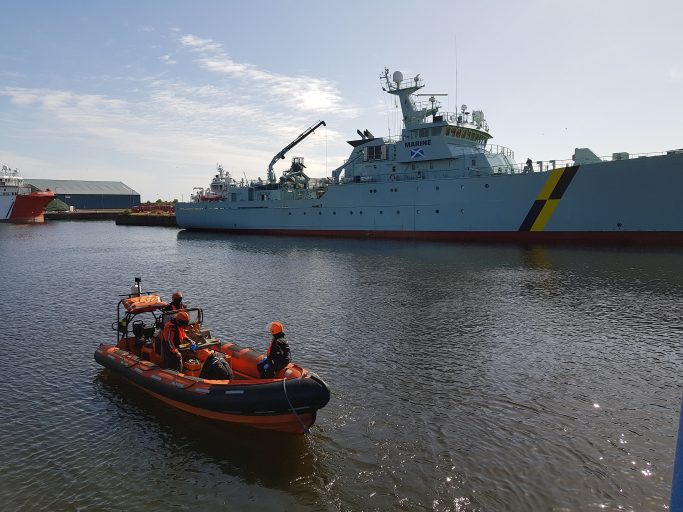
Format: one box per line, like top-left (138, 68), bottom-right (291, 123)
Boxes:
top-left (431, 127), bottom-right (441, 136)
top-left (368, 145), bottom-right (383, 160)
top-left (418, 128), bottom-right (429, 138)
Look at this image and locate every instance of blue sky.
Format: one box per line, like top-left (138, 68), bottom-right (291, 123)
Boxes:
top-left (2, 0), bottom-right (682, 201)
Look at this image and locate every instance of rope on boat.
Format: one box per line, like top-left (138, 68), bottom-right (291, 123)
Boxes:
top-left (282, 378), bottom-right (310, 434)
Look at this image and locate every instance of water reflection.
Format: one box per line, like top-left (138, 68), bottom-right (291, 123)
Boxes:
top-left (1, 222), bottom-right (681, 510)
top-left (94, 371), bottom-right (329, 491)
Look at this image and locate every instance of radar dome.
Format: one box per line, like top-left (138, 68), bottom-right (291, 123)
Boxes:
top-left (392, 71), bottom-right (404, 84)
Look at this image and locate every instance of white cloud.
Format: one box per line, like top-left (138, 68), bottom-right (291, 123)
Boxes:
top-left (178, 32), bottom-right (359, 117)
top-left (0, 31), bottom-right (360, 200)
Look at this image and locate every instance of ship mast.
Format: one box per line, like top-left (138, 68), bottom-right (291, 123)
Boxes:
top-left (381, 68), bottom-right (438, 129)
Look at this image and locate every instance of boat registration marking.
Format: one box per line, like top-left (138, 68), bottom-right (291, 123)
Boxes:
top-left (224, 390), bottom-right (245, 395)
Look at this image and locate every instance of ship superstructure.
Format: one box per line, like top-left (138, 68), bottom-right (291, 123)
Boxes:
top-left (176, 69), bottom-right (683, 243)
top-left (1, 165), bottom-right (55, 223)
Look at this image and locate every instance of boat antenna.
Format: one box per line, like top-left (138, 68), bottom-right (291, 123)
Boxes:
top-left (454, 33), bottom-right (458, 116)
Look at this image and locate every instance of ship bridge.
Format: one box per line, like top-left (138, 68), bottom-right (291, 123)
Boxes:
top-left (331, 72), bottom-right (517, 183)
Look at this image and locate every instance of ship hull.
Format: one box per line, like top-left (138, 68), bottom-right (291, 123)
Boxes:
top-left (176, 153), bottom-right (683, 244)
top-left (0, 191), bottom-right (54, 223)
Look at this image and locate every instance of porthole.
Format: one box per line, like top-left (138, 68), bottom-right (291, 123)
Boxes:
top-left (436, 186), bottom-right (440, 190)
top-left (380, 210), bottom-right (383, 214)
top-left (436, 209), bottom-right (440, 214)
top-left (485, 183), bottom-right (489, 189)
top-left (318, 211), bottom-right (322, 215)
top-left (350, 211), bottom-right (353, 215)
top-left (333, 211), bottom-right (336, 215)
top-left (460, 209), bottom-right (465, 214)
top-left (303, 212), bottom-right (306, 215)
top-left (396, 210), bottom-right (400, 214)
top-left (359, 211), bottom-right (363, 215)
top-left (288, 212), bottom-right (292, 215)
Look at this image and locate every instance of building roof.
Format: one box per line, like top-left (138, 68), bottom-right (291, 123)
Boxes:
top-left (25, 179), bottom-right (139, 196)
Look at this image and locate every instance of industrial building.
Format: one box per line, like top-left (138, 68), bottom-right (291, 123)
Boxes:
top-left (25, 179), bottom-right (140, 209)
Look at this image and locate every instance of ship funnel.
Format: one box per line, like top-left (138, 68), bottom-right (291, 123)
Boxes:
top-left (357, 129), bottom-right (366, 139)
top-left (363, 129), bottom-right (374, 139)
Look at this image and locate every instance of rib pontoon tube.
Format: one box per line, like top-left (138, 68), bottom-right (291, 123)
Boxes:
top-left (94, 342), bottom-right (330, 434)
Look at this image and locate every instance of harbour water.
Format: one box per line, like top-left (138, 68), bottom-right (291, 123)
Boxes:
top-left (0, 221), bottom-right (680, 511)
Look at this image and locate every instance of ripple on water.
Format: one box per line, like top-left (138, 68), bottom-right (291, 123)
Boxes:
top-left (0, 225), bottom-right (681, 510)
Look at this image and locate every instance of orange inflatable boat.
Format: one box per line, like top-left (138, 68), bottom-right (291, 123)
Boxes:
top-left (94, 283), bottom-right (330, 434)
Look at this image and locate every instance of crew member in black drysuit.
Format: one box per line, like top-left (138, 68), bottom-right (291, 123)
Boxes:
top-left (196, 349), bottom-right (234, 380)
top-left (257, 321), bottom-right (291, 378)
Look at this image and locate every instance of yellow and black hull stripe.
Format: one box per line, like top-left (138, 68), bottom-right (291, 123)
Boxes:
top-left (519, 165), bottom-right (580, 232)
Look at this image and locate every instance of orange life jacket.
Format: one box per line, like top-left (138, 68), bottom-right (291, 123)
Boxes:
top-left (162, 321), bottom-right (186, 353)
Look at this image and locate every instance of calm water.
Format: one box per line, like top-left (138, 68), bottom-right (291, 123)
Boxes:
top-left (0, 221), bottom-right (681, 511)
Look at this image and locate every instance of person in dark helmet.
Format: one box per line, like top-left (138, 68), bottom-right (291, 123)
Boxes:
top-left (257, 321), bottom-right (291, 378)
top-left (162, 310), bottom-right (190, 372)
top-left (196, 348), bottom-right (234, 380)
top-left (163, 291), bottom-right (185, 312)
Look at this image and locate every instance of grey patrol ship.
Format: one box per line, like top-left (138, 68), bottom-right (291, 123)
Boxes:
top-left (176, 69), bottom-right (683, 243)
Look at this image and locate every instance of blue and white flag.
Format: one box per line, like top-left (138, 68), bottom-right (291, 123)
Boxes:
top-left (410, 148), bottom-right (425, 159)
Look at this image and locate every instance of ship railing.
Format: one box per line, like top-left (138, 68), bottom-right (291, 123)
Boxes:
top-left (438, 112), bottom-right (489, 131)
top-left (386, 76), bottom-right (425, 92)
top-left (508, 159), bottom-right (575, 174)
top-left (413, 99), bottom-right (441, 112)
top-left (508, 149), bottom-right (680, 173)
top-left (485, 144), bottom-right (515, 160)
top-left (603, 149), bottom-right (678, 160)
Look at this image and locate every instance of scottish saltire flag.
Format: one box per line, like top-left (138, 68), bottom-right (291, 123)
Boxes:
top-left (410, 148), bottom-right (425, 159)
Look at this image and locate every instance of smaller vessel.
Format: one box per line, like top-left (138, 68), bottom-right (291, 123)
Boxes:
top-left (0, 164), bottom-right (54, 223)
top-left (191, 164), bottom-right (233, 202)
top-left (94, 279), bottom-right (331, 433)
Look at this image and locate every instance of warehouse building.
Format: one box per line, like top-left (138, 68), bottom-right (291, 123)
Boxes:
top-left (25, 179), bottom-right (140, 209)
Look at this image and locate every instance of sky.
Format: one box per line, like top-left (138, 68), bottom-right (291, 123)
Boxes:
top-left (1, 0), bottom-right (682, 202)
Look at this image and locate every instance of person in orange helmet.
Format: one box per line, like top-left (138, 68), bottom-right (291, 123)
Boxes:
top-left (163, 291), bottom-right (185, 312)
top-left (257, 321), bottom-right (291, 378)
top-left (162, 310), bottom-right (190, 372)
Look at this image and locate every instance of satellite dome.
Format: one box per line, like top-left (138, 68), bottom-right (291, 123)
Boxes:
top-left (392, 71), bottom-right (404, 84)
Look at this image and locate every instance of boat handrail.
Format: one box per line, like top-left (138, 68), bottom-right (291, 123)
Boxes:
top-left (484, 144), bottom-right (515, 160)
